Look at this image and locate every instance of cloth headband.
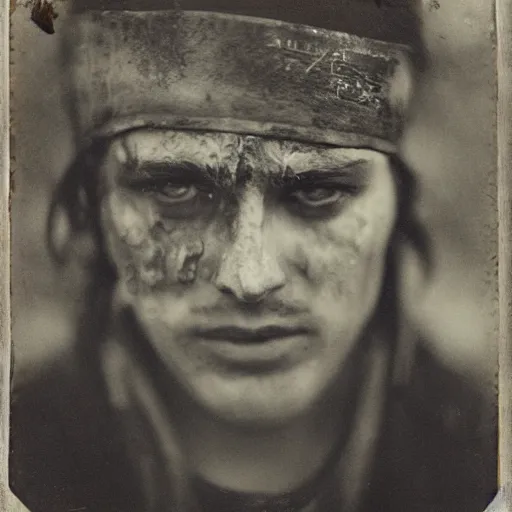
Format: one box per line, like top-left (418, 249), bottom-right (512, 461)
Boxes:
top-left (63, 10), bottom-right (414, 153)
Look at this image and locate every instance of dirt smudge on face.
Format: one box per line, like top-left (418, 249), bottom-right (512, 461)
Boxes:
top-left (105, 191), bottom-right (166, 291)
top-left (173, 239), bottom-right (205, 284)
top-left (104, 189), bottom-right (209, 294)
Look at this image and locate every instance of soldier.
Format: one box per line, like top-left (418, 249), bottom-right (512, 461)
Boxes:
top-left (10, 1), bottom-right (497, 511)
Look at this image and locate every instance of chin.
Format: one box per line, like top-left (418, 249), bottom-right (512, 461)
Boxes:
top-left (184, 364), bottom-right (327, 426)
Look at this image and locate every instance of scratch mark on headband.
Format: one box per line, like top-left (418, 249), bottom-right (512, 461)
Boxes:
top-left (305, 50), bottom-right (330, 74)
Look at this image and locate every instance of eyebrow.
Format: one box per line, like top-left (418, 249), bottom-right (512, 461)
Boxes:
top-left (119, 156), bottom-right (370, 189)
top-left (278, 159), bottom-right (370, 186)
top-left (119, 160), bottom-right (221, 184)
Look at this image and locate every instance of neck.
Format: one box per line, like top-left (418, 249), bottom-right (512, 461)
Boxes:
top-left (180, 340), bottom-right (389, 503)
top-left (180, 396), bottom-right (343, 494)
top-left (101, 310), bottom-right (391, 510)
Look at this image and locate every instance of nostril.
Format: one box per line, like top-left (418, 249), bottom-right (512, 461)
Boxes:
top-left (237, 288), bottom-right (272, 304)
top-left (216, 281), bottom-right (273, 304)
top-left (215, 267), bottom-right (285, 304)
top-left (214, 254), bottom-right (285, 303)
top-left (216, 282), bottom-right (235, 297)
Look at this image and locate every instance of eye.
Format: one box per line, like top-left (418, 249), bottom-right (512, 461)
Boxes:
top-left (282, 181), bottom-right (359, 219)
top-left (290, 188), bottom-right (344, 207)
top-left (137, 181), bottom-right (217, 218)
top-left (153, 184), bottom-right (199, 204)
top-left (118, 161), bottom-right (221, 218)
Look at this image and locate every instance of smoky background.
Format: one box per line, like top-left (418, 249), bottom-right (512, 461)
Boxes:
top-left (9, 0), bottom-right (498, 405)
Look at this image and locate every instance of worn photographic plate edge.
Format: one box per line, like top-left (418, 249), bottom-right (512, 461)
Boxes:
top-left (0, 0), bottom-right (510, 510)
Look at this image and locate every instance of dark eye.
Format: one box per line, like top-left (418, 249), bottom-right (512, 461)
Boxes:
top-left (153, 184), bottom-right (200, 204)
top-left (119, 161), bottom-right (220, 218)
top-left (290, 188), bottom-right (344, 207)
top-left (138, 181), bottom-right (217, 218)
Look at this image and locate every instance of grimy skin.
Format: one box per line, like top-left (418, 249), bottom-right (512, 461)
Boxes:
top-left (99, 129), bottom-right (397, 426)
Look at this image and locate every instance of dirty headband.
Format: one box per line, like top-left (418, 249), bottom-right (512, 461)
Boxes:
top-left (64, 10), bottom-right (414, 153)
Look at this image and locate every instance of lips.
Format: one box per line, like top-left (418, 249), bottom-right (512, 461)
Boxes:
top-left (192, 325), bottom-right (311, 344)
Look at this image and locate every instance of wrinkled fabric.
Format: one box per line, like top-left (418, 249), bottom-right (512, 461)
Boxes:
top-left (62, 11), bottom-right (412, 153)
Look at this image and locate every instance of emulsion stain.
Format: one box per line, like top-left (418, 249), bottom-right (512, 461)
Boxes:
top-left (105, 192), bottom-right (169, 293)
top-left (122, 227), bottom-right (206, 290)
top-left (162, 236), bottom-right (205, 285)
top-left (139, 241), bottom-right (166, 288)
top-left (176, 240), bottom-right (205, 284)
top-left (110, 194), bottom-right (210, 294)
top-left (30, 0), bottom-right (58, 34)
top-left (125, 263), bottom-right (139, 295)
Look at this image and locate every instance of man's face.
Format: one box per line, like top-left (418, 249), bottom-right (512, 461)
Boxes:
top-left (99, 130), bottom-right (397, 424)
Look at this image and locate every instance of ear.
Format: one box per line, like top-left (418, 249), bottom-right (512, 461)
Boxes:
top-left (47, 201), bottom-right (100, 267)
top-left (392, 234), bottom-right (429, 387)
top-left (389, 53), bottom-right (414, 118)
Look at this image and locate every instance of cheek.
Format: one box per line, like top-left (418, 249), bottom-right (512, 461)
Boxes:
top-left (300, 199), bottom-right (396, 307)
top-left (101, 191), bottom-right (211, 295)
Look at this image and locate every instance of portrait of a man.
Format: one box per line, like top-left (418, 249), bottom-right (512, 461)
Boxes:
top-left (8, 1), bottom-right (499, 511)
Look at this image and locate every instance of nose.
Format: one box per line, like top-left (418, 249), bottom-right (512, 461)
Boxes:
top-left (214, 186), bottom-right (286, 303)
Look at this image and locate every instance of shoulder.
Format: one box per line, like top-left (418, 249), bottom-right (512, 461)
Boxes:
top-left (9, 351), bottom-right (141, 512)
top-left (369, 339), bottom-right (498, 512)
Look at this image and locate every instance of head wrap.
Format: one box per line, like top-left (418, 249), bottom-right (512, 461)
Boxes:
top-left (63, 0), bottom-right (424, 153)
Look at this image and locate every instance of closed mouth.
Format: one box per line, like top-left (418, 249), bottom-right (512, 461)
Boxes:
top-left (192, 325), bottom-right (311, 344)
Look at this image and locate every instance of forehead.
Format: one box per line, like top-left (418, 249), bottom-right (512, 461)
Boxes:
top-left (109, 130), bottom-right (387, 173)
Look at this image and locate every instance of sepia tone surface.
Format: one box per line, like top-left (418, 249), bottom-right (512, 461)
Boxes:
top-left (3, 0), bottom-right (509, 510)
top-left (9, 1), bottom-right (499, 389)
top-left (0, 0), bottom-right (9, 509)
top-left (496, 0), bottom-right (512, 503)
